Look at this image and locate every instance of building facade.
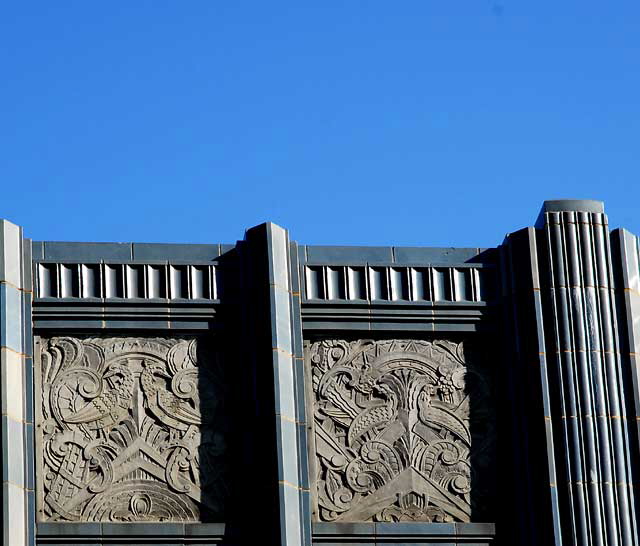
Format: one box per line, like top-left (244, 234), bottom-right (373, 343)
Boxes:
top-left (2, 199), bottom-right (640, 545)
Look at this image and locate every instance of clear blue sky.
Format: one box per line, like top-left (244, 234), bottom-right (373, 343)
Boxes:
top-left (2, 2), bottom-right (639, 248)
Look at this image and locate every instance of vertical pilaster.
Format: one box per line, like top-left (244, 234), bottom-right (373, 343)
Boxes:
top-left (1, 220), bottom-right (34, 546)
top-left (242, 223), bottom-right (309, 546)
top-left (288, 239), bottom-right (312, 546)
top-left (612, 228), bottom-right (640, 531)
top-left (539, 200), bottom-right (637, 546)
top-left (500, 227), bottom-right (562, 546)
top-left (615, 229), bottom-right (640, 446)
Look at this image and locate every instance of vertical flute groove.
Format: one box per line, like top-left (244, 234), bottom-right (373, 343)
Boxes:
top-left (548, 215), bottom-right (589, 545)
top-left (544, 207), bottom-right (637, 546)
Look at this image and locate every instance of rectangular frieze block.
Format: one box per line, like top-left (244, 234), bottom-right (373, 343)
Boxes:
top-left (303, 265), bottom-right (494, 303)
top-left (306, 339), bottom-right (495, 524)
top-left (35, 336), bottom-right (229, 523)
top-left (35, 262), bottom-right (219, 301)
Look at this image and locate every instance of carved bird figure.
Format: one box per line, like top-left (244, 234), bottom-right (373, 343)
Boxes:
top-left (348, 382), bottom-right (398, 446)
top-left (416, 391), bottom-right (470, 445)
top-left (139, 360), bottom-right (209, 431)
top-left (64, 364), bottom-right (135, 430)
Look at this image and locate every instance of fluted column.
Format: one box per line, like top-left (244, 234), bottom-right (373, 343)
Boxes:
top-left (540, 200), bottom-right (637, 546)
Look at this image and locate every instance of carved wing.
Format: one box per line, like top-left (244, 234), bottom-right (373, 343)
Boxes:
top-left (65, 399), bottom-right (108, 425)
top-left (348, 404), bottom-right (395, 446)
top-left (420, 404), bottom-right (470, 445)
top-left (157, 391), bottom-right (202, 426)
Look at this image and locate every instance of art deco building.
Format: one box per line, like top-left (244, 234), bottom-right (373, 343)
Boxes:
top-left (2, 199), bottom-right (639, 545)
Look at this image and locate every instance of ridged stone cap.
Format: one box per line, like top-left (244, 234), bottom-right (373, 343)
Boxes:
top-left (535, 199), bottom-right (604, 228)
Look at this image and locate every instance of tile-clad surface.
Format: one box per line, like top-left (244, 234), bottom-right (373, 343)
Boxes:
top-left (541, 205), bottom-right (638, 546)
top-left (300, 253), bottom-right (498, 333)
top-left (301, 302), bottom-right (495, 333)
top-left (31, 243), bottom-right (241, 331)
top-left (1, 283), bottom-right (23, 351)
top-left (264, 224), bottom-right (306, 546)
top-left (1, 348), bottom-right (23, 421)
top-left (13, 203), bottom-right (640, 545)
top-left (36, 521), bottom-right (227, 544)
top-left (1, 221), bottom-right (24, 287)
top-left (302, 246), bottom-right (495, 266)
top-left (290, 241), bottom-right (312, 546)
top-left (243, 223), bottom-right (308, 546)
top-left (499, 227), bottom-right (562, 546)
top-left (131, 243), bottom-right (223, 261)
top-left (305, 246), bottom-right (393, 265)
top-left (42, 242), bottom-right (132, 261)
top-left (613, 228), bottom-right (640, 542)
top-left (311, 521), bottom-right (495, 544)
top-left (1, 220), bottom-right (32, 546)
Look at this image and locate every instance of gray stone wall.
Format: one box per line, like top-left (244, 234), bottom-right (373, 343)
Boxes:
top-left (4, 199), bottom-right (640, 545)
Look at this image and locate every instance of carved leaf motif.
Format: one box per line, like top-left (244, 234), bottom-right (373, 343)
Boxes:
top-left (308, 339), bottom-right (494, 523)
top-left (326, 468), bottom-right (342, 498)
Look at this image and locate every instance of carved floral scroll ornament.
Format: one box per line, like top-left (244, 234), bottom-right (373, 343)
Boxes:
top-left (308, 339), bottom-right (494, 523)
top-left (36, 337), bottom-right (227, 522)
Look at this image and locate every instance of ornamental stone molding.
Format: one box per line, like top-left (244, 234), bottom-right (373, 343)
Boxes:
top-left (35, 336), bottom-right (228, 523)
top-left (306, 339), bottom-right (495, 523)
top-left (5, 201), bottom-right (640, 545)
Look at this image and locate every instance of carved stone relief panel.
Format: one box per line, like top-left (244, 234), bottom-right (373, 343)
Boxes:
top-left (307, 339), bottom-right (495, 523)
top-left (35, 336), bottom-right (228, 522)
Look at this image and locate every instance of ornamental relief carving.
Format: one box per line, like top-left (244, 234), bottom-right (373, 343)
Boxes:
top-left (35, 336), bottom-right (228, 522)
top-left (307, 339), bottom-right (494, 523)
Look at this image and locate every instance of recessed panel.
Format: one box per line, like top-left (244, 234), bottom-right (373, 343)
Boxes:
top-left (35, 336), bottom-right (228, 522)
top-left (306, 338), bottom-right (495, 523)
